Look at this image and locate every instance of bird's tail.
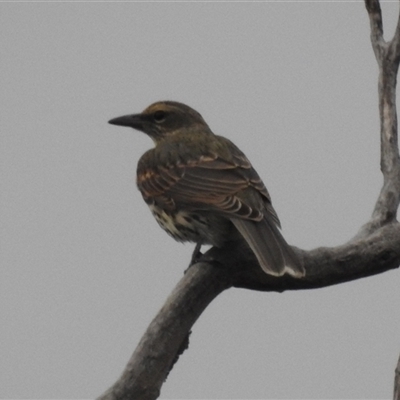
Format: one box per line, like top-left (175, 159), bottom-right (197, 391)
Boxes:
top-left (231, 216), bottom-right (305, 278)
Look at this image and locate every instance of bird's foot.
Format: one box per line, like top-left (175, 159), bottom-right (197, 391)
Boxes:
top-left (185, 243), bottom-right (203, 273)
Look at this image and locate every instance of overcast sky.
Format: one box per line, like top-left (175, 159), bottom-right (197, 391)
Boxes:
top-left (2, 1), bottom-right (400, 399)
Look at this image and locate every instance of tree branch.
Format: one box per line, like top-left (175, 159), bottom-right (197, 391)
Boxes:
top-left (99, 262), bottom-right (232, 400)
top-left (98, 2), bottom-right (400, 399)
top-left (394, 353), bottom-right (400, 400)
top-left (357, 0), bottom-right (400, 238)
top-left (99, 222), bottom-right (400, 400)
top-left (365, 0), bottom-right (385, 64)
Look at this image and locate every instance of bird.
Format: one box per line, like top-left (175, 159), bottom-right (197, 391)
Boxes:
top-left (109, 101), bottom-right (305, 278)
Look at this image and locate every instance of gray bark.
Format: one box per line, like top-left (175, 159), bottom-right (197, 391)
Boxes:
top-left (99, 1), bottom-right (400, 399)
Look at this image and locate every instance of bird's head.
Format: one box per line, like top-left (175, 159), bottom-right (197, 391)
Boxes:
top-left (108, 101), bottom-right (210, 144)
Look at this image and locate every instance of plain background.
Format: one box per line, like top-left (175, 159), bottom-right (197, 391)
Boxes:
top-left (2, 1), bottom-right (400, 399)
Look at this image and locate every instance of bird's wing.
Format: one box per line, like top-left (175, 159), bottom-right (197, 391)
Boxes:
top-left (137, 147), bottom-right (304, 278)
top-left (137, 152), bottom-right (280, 225)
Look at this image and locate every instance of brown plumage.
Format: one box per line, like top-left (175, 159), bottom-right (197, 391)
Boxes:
top-left (109, 101), bottom-right (305, 278)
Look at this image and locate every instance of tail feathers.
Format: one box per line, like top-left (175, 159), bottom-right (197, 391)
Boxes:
top-left (231, 216), bottom-right (305, 278)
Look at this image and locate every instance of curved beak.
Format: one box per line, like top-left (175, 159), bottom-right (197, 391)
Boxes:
top-left (108, 113), bottom-right (143, 130)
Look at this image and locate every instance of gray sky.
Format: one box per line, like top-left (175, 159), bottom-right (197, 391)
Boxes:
top-left (1, 2), bottom-right (400, 399)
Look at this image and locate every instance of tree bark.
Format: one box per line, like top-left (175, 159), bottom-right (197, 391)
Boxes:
top-left (98, 1), bottom-right (400, 399)
top-left (395, 353), bottom-right (400, 400)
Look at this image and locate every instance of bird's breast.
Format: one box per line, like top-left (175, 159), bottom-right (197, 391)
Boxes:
top-left (147, 203), bottom-right (230, 246)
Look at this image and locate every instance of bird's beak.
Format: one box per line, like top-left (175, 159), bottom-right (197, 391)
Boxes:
top-left (108, 114), bottom-right (143, 130)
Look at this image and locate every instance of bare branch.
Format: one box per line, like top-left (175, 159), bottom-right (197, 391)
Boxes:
top-left (358, 0), bottom-right (400, 235)
top-left (395, 354), bottom-right (400, 400)
top-left (98, 221), bottom-right (400, 399)
top-left (391, 2), bottom-right (400, 64)
top-left (98, 263), bottom-right (232, 400)
top-left (98, 2), bottom-right (400, 398)
top-left (209, 224), bottom-right (400, 292)
top-left (365, 0), bottom-right (385, 64)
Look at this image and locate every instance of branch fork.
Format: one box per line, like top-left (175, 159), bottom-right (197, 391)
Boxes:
top-left (99, 2), bottom-right (400, 398)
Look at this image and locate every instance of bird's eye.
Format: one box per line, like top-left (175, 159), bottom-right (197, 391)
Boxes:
top-left (153, 110), bottom-right (166, 123)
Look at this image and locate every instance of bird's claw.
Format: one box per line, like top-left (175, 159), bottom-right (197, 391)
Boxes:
top-left (185, 243), bottom-right (203, 273)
